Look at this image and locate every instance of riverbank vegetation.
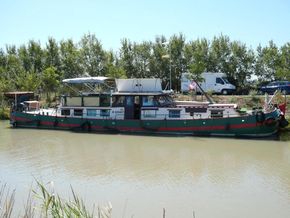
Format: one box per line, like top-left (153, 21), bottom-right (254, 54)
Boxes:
top-left (0, 181), bottom-right (178, 218)
top-left (0, 33), bottom-right (289, 94)
top-left (0, 181), bottom-right (113, 218)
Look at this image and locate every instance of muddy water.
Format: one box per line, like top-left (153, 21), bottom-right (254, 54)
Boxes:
top-left (0, 121), bottom-right (290, 218)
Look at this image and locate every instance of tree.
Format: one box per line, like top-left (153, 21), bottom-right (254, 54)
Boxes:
top-left (132, 41), bottom-right (152, 78)
top-left (5, 45), bottom-right (23, 84)
top-left (27, 40), bottom-right (44, 74)
top-left (255, 41), bottom-right (280, 82)
top-left (18, 45), bottom-right (31, 72)
top-left (79, 33), bottom-right (106, 76)
top-left (229, 41), bottom-right (255, 92)
top-left (104, 51), bottom-right (126, 78)
top-left (148, 35), bottom-right (168, 86)
top-left (119, 38), bottom-right (136, 78)
top-left (277, 43), bottom-right (290, 80)
top-left (15, 70), bottom-right (41, 92)
top-left (42, 67), bottom-right (60, 99)
top-left (209, 34), bottom-right (231, 74)
top-left (44, 37), bottom-right (61, 72)
top-left (184, 38), bottom-right (210, 83)
top-left (0, 48), bottom-right (7, 69)
top-left (60, 39), bottom-right (82, 79)
top-left (168, 34), bottom-right (186, 90)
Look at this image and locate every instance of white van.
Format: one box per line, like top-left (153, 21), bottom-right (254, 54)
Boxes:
top-left (181, 72), bottom-right (236, 95)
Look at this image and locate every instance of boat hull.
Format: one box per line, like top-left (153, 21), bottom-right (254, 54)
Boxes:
top-left (10, 110), bottom-right (281, 138)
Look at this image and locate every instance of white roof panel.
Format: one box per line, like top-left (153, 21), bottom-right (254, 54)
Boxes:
top-left (62, 77), bottom-right (110, 84)
top-left (116, 78), bottom-right (162, 93)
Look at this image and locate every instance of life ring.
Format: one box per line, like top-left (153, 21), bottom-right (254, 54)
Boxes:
top-left (256, 111), bottom-right (265, 123)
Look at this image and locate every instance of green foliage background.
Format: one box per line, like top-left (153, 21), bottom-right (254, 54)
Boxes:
top-left (0, 33), bottom-right (289, 95)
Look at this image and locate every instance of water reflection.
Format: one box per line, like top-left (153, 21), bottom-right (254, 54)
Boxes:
top-left (1, 121), bottom-right (290, 218)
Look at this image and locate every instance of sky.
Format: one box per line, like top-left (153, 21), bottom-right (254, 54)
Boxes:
top-left (1, 0), bottom-right (289, 51)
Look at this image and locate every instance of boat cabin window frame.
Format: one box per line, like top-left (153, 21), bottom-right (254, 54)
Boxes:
top-left (142, 96), bottom-right (156, 107)
top-left (74, 109), bottom-right (83, 117)
top-left (100, 109), bottom-right (110, 117)
top-left (99, 94), bottom-right (110, 107)
top-left (210, 110), bottom-right (224, 118)
top-left (112, 96), bottom-right (125, 107)
top-left (169, 109), bottom-right (181, 118)
top-left (87, 109), bottom-right (97, 117)
top-left (143, 109), bottom-right (157, 118)
top-left (61, 109), bottom-right (71, 116)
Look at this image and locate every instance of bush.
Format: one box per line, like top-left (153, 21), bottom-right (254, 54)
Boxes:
top-left (0, 107), bottom-right (10, 120)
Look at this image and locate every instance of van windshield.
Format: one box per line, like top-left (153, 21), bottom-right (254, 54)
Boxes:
top-left (222, 77), bottom-right (230, 84)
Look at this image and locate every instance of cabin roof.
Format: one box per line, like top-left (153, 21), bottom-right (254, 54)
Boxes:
top-left (116, 78), bottom-right (162, 93)
top-left (4, 91), bottom-right (34, 97)
top-left (62, 77), bottom-right (112, 84)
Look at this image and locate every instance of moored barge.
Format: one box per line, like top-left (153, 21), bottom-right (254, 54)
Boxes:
top-left (9, 77), bottom-right (288, 137)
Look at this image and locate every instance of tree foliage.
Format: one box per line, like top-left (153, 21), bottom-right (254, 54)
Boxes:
top-left (0, 33), bottom-right (289, 95)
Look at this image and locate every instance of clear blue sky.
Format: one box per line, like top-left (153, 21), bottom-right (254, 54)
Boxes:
top-left (1, 0), bottom-right (289, 50)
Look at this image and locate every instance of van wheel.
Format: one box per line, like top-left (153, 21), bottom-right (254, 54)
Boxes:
top-left (221, 89), bottom-right (228, 95)
top-left (281, 90), bottom-right (287, 95)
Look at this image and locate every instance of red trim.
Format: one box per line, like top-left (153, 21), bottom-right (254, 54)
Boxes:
top-left (14, 116), bottom-right (30, 122)
top-left (13, 115), bottom-right (263, 132)
top-left (158, 122), bottom-right (262, 132)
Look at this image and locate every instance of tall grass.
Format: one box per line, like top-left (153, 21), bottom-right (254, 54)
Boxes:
top-left (0, 183), bottom-right (15, 218)
top-left (1, 181), bottom-right (183, 218)
top-left (0, 181), bottom-right (113, 218)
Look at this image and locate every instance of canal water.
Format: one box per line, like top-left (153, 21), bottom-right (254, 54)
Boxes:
top-left (0, 120), bottom-right (290, 218)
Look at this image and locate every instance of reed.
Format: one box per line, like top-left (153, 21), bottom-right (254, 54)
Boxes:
top-left (0, 181), bottom-right (185, 218)
top-left (0, 183), bottom-right (15, 218)
top-left (0, 181), bottom-right (113, 218)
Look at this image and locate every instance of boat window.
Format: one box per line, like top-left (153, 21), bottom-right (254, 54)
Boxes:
top-left (142, 96), bottom-right (157, 107)
top-left (74, 109), bottom-right (83, 116)
top-left (112, 96), bottom-right (125, 107)
top-left (143, 110), bottom-right (157, 118)
top-left (125, 96), bottom-right (134, 106)
top-left (61, 109), bottom-right (70, 116)
top-left (100, 109), bottom-right (110, 117)
top-left (158, 95), bottom-right (174, 107)
top-left (211, 110), bottom-right (223, 118)
top-left (216, 78), bottom-right (225, 85)
top-left (87, 109), bottom-right (97, 117)
top-left (83, 97), bottom-right (100, 107)
top-left (100, 95), bottom-right (110, 107)
top-left (169, 110), bottom-right (181, 118)
top-left (66, 97), bottom-right (82, 106)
